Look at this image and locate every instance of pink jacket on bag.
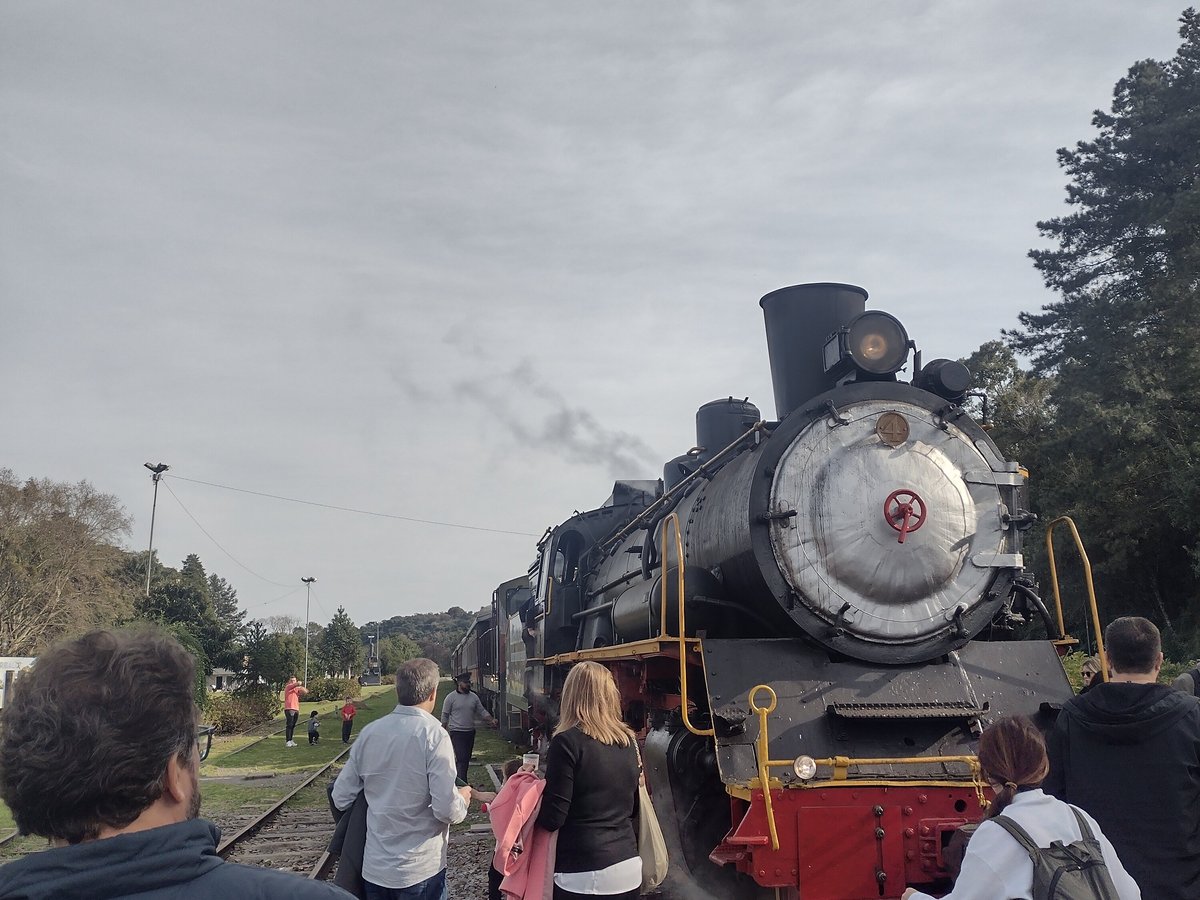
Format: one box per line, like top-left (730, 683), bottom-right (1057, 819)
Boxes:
top-left (488, 772), bottom-right (557, 900)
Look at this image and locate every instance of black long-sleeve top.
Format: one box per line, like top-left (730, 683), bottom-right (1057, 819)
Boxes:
top-left (534, 726), bottom-right (640, 873)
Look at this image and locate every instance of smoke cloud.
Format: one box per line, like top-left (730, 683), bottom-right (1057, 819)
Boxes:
top-left (453, 361), bottom-right (662, 477)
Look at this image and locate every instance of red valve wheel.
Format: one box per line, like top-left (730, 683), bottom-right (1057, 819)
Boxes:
top-left (883, 489), bottom-right (927, 544)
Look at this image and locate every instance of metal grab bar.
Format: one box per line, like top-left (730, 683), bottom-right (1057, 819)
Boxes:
top-left (661, 512), bottom-right (713, 738)
top-left (1045, 516), bottom-right (1108, 681)
top-left (749, 684), bottom-right (784, 850)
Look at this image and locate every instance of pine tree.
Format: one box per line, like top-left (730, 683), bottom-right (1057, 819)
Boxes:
top-left (320, 607), bottom-right (364, 678)
top-left (1008, 9), bottom-right (1200, 650)
top-left (208, 573), bottom-right (245, 669)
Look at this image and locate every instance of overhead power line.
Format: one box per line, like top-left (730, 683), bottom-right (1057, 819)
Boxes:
top-left (243, 586), bottom-right (304, 611)
top-left (160, 480), bottom-right (296, 589)
top-left (309, 586), bottom-right (330, 621)
top-left (166, 474), bottom-right (540, 537)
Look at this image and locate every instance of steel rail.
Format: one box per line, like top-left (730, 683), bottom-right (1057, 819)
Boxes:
top-left (308, 850), bottom-right (338, 881)
top-left (216, 745), bottom-right (351, 857)
top-left (0, 828), bottom-right (19, 848)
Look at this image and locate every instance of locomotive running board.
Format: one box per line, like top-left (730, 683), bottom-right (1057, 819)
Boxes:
top-left (700, 638), bottom-right (1073, 788)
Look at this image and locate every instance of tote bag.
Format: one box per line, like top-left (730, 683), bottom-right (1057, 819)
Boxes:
top-left (635, 744), bottom-right (669, 891)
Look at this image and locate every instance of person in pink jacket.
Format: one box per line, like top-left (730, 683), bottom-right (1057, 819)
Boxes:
top-left (283, 676), bottom-right (308, 747)
top-left (473, 758), bottom-right (524, 900)
top-left (482, 763), bottom-right (557, 900)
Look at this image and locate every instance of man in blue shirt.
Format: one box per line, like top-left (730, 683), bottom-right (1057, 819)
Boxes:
top-left (332, 658), bottom-right (470, 900)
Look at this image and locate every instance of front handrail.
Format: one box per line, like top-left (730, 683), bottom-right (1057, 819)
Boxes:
top-left (661, 512), bottom-right (713, 739)
top-left (1045, 516), bottom-right (1108, 680)
top-left (749, 684), bottom-right (784, 850)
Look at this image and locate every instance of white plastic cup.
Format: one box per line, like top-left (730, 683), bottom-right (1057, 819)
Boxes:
top-left (523, 752), bottom-right (539, 770)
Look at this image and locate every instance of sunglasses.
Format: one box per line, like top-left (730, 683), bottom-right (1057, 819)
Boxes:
top-left (196, 725), bottom-right (216, 762)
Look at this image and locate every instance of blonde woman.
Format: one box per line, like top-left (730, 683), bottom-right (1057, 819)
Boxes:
top-left (1077, 655), bottom-right (1101, 694)
top-left (535, 661), bottom-right (642, 900)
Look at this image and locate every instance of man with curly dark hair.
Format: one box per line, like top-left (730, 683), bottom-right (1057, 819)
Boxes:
top-left (0, 627), bottom-right (350, 899)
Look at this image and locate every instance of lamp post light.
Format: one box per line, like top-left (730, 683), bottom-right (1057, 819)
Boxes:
top-left (301, 576), bottom-right (316, 683)
top-left (143, 463), bottom-right (170, 598)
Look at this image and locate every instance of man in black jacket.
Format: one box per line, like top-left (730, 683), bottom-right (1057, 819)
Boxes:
top-left (1045, 616), bottom-right (1200, 900)
top-left (0, 628), bottom-right (350, 900)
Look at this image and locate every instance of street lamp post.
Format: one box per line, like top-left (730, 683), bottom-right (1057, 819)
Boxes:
top-left (143, 463), bottom-right (170, 598)
top-left (301, 577), bottom-right (316, 683)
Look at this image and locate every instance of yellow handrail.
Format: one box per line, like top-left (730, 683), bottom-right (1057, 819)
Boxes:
top-left (661, 513), bottom-right (713, 738)
top-left (1045, 516), bottom-right (1108, 681)
top-left (749, 684), bottom-right (783, 850)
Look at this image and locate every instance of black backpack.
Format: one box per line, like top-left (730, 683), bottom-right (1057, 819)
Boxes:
top-left (992, 806), bottom-right (1120, 900)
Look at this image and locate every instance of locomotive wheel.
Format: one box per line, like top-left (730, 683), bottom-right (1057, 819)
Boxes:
top-left (651, 726), bottom-right (771, 899)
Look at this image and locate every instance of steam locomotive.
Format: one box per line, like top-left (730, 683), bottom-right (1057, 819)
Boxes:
top-left (452, 283), bottom-right (1073, 900)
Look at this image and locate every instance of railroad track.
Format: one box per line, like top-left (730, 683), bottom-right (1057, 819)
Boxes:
top-left (217, 745), bottom-right (351, 881)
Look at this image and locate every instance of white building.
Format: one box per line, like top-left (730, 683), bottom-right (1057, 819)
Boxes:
top-left (207, 667), bottom-right (243, 692)
top-left (0, 657), bottom-right (36, 709)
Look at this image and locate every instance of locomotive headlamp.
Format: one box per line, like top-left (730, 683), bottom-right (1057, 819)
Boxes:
top-left (823, 311), bottom-right (911, 379)
top-left (793, 754), bottom-right (818, 781)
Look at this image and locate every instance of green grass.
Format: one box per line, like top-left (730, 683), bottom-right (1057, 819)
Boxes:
top-left (204, 685), bottom-right (395, 775)
top-left (0, 804), bottom-right (50, 861)
top-left (199, 782), bottom-right (290, 816)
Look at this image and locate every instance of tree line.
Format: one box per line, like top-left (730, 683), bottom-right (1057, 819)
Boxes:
top-left (360, 608), bottom-right (479, 673)
top-left (961, 9), bottom-right (1200, 660)
top-left (0, 468), bottom-right (433, 697)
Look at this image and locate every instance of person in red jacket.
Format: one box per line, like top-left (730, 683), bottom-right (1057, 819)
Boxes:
top-left (283, 676), bottom-right (308, 747)
top-left (340, 698), bottom-right (357, 744)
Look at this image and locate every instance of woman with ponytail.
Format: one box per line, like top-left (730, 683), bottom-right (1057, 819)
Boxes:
top-left (902, 716), bottom-right (1140, 899)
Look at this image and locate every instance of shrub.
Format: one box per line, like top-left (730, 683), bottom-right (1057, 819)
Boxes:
top-left (206, 686), bottom-right (280, 733)
top-left (307, 677), bottom-right (362, 701)
top-left (381, 674), bottom-right (395, 685)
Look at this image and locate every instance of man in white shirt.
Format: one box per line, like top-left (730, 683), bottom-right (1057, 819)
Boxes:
top-left (332, 658), bottom-right (469, 900)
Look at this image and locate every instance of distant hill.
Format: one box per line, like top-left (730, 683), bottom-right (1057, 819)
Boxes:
top-left (361, 607), bottom-right (477, 671)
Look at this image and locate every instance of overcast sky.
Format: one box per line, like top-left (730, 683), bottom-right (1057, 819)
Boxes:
top-left (2, 2), bottom-right (1188, 631)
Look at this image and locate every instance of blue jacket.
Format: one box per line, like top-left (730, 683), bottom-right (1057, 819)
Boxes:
top-left (0, 819), bottom-right (351, 900)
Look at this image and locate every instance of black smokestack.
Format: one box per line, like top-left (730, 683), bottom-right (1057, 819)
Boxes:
top-left (759, 282), bottom-right (868, 418)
